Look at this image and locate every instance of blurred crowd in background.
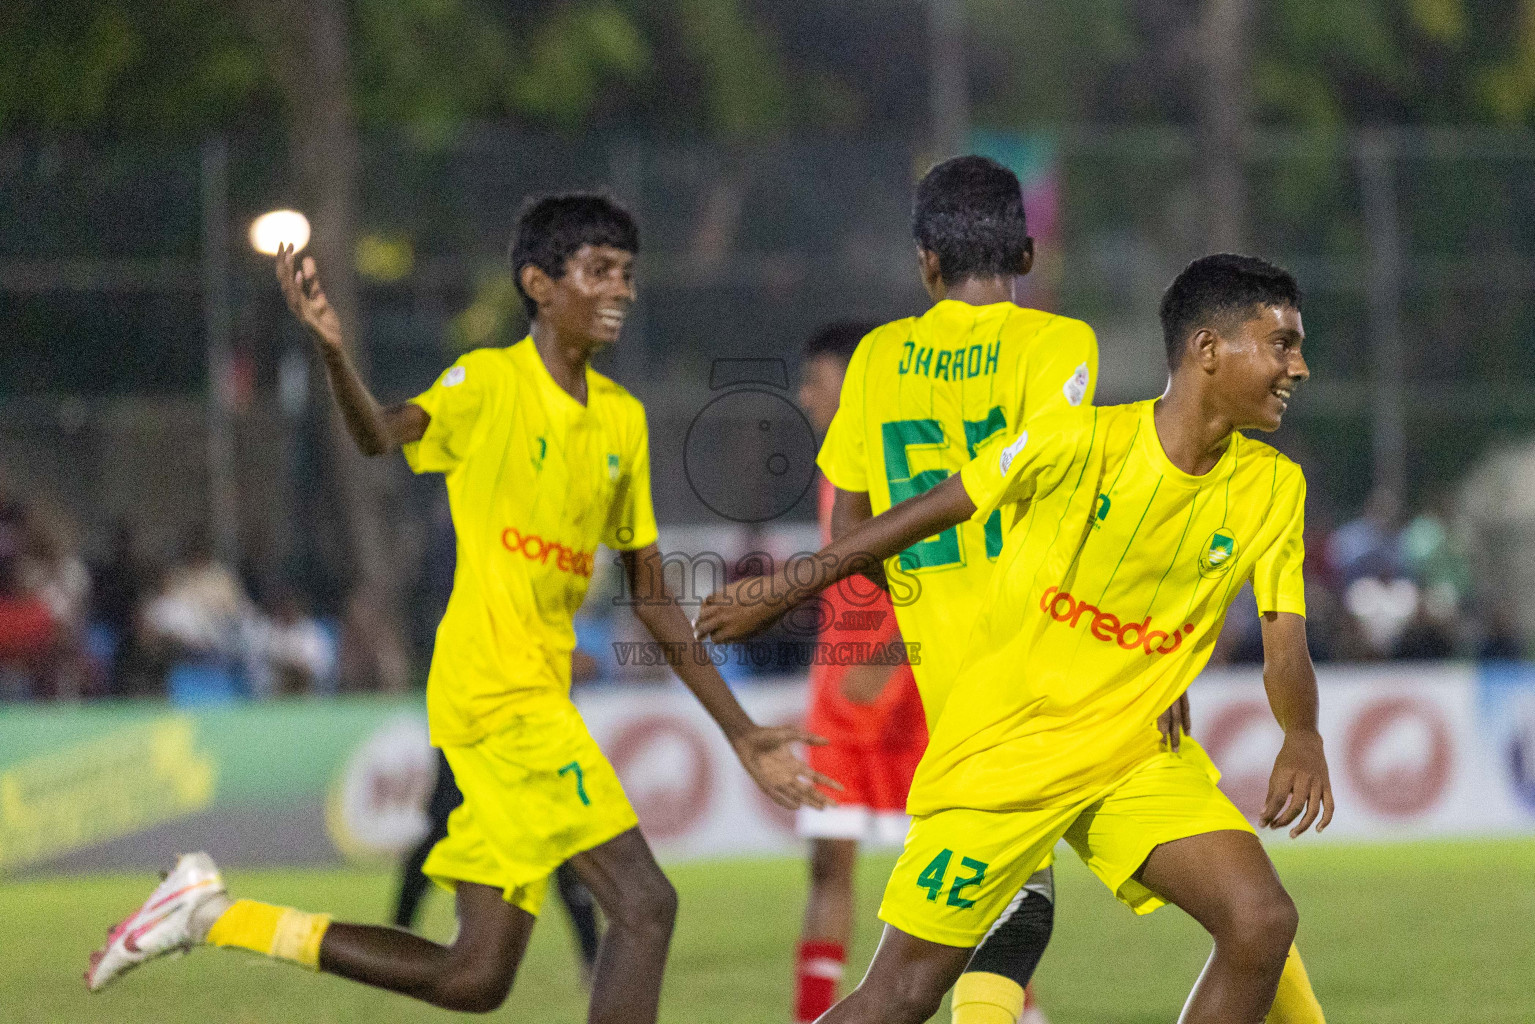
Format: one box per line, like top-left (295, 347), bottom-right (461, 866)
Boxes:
top-left (5, 436), bottom-right (1535, 703)
top-left (0, 493), bottom-right (361, 702)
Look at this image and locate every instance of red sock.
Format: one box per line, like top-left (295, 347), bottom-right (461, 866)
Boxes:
top-left (794, 939), bottom-right (846, 1023)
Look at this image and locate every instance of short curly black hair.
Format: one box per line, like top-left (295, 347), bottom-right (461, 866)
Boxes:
top-left (1159, 254), bottom-right (1302, 370)
top-left (803, 321), bottom-right (878, 361)
top-left (509, 193), bottom-right (639, 317)
top-left (911, 156), bottom-right (1031, 285)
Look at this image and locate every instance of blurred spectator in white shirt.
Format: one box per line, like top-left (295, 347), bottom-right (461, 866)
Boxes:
top-left (249, 585), bottom-right (337, 697)
top-left (142, 532), bottom-right (252, 665)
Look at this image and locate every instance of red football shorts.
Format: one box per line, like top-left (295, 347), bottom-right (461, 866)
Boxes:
top-left (796, 738), bottom-right (924, 845)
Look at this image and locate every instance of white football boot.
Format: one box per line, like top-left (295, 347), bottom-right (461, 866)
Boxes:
top-left (85, 852), bottom-right (228, 992)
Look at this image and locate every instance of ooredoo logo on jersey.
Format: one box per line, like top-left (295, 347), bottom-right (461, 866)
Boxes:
top-left (1039, 586), bottom-right (1195, 655)
top-left (501, 527), bottom-right (595, 578)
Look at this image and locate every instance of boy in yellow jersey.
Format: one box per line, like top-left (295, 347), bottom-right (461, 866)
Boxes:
top-left (87, 195), bottom-right (835, 1021)
top-left (817, 159), bottom-right (1322, 1024)
top-left (700, 254), bottom-right (1334, 1024)
top-left (814, 156), bottom-right (1101, 1024)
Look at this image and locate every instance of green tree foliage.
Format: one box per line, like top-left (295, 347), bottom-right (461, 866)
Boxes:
top-left (0, 0), bottom-right (791, 139)
top-left (351, 0), bottom-right (651, 139)
top-left (668, 0), bottom-right (790, 136)
top-left (960, 0), bottom-right (1535, 130)
top-left (18, 1), bottom-right (1535, 139)
top-left (0, 1), bottom-right (272, 134)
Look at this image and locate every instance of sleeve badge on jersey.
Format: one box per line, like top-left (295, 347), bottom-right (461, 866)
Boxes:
top-left (998, 431), bottom-right (1029, 475)
top-left (441, 365), bottom-right (467, 388)
top-left (1063, 362), bottom-right (1090, 406)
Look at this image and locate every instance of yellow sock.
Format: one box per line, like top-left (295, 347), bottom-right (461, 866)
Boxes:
top-left (953, 971), bottom-right (1025, 1024)
top-left (1266, 944), bottom-right (1325, 1023)
top-left (205, 899), bottom-right (331, 970)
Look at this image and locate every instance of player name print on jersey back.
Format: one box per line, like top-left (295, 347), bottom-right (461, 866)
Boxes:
top-left (817, 300), bottom-right (1099, 727)
top-left (897, 339), bottom-right (1002, 380)
top-left (909, 400), bottom-right (1307, 814)
top-left (404, 338), bottom-right (658, 746)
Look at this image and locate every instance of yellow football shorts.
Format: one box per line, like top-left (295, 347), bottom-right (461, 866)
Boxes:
top-left (879, 738), bottom-right (1253, 947)
top-left (422, 701), bottom-right (638, 916)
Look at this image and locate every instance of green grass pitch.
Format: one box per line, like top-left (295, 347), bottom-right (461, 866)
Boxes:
top-left (6, 839), bottom-right (1532, 1023)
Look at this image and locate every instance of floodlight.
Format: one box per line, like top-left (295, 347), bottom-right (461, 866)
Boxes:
top-left (249, 209), bottom-right (312, 256)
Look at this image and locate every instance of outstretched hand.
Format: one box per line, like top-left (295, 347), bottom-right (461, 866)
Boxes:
top-left (1261, 729), bottom-right (1334, 837)
top-left (693, 578), bottom-right (789, 643)
top-left (730, 725), bottom-right (842, 810)
top-left (275, 242), bottom-right (343, 351)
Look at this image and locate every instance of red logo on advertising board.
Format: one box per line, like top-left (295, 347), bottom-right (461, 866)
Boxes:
top-left (1343, 696), bottom-right (1452, 817)
top-left (607, 716), bottom-right (713, 840)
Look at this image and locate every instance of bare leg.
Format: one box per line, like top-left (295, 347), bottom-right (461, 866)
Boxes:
top-left (820, 924), bottom-right (973, 1024)
top-left (1136, 830), bottom-right (1298, 1024)
top-left (795, 838), bottom-right (859, 1021)
top-left (320, 880), bottom-right (532, 1012)
top-left (803, 838), bottom-right (858, 946)
top-left (565, 827), bottom-right (679, 1024)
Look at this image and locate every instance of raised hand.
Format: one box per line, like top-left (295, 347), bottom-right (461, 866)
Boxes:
top-left (275, 242), bottom-right (343, 351)
top-left (1261, 729), bottom-right (1335, 838)
top-left (729, 725), bottom-right (841, 810)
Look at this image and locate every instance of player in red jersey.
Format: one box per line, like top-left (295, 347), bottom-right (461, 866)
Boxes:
top-left (793, 323), bottom-right (930, 1023)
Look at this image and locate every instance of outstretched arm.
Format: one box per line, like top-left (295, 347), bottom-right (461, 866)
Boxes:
top-left (830, 487), bottom-right (903, 702)
top-left (1258, 611), bottom-right (1334, 837)
top-left (695, 473), bottom-right (977, 643)
top-left (275, 243), bottom-right (427, 455)
top-left (830, 487), bottom-right (889, 592)
top-left (620, 544), bottom-right (839, 810)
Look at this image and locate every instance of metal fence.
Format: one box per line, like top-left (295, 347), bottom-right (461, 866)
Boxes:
top-left (5, 128), bottom-right (1535, 573)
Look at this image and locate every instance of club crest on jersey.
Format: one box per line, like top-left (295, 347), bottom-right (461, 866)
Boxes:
top-left (1198, 528), bottom-right (1239, 578)
top-left (441, 365), bottom-right (467, 388)
top-left (607, 453), bottom-right (621, 480)
top-left (1063, 362), bottom-right (1090, 406)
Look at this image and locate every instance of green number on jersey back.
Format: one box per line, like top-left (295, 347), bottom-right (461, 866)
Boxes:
top-left (882, 419), bottom-right (960, 570)
top-left (963, 407), bottom-right (1008, 559)
top-left (882, 407), bottom-right (1009, 571)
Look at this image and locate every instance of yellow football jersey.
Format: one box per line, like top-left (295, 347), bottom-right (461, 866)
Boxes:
top-left (907, 399), bottom-right (1307, 815)
top-left (404, 338), bottom-right (658, 746)
top-left (816, 300), bottom-right (1098, 727)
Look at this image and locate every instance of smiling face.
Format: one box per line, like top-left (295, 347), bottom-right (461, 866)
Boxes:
top-left (521, 243), bottom-right (636, 352)
top-left (1207, 304), bottom-right (1309, 432)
